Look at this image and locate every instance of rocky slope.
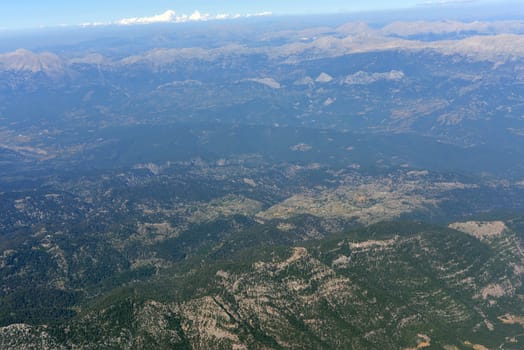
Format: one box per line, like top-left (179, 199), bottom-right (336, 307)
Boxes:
top-left (2, 220), bottom-right (522, 349)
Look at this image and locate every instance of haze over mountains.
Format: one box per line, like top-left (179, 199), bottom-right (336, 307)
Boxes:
top-left (0, 9), bottom-right (524, 350)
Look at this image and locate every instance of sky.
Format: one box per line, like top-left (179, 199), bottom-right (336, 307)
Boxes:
top-left (0, 0), bottom-right (508, 30)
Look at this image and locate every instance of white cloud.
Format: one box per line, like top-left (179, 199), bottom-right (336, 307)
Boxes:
top-left (81, 21), bottom-right (106, 27)
top-left (188, 10), bottom-right (209, 21)
top-left (117, 10), bottom-right (177, 25)
top-left (420, 0), bottom-right (476, 5)
top-left (118, 9), bottom-right (271, 26)
top-left (252, 11), bottom-right (273, 17)
top-left (79, 9), bottom-right (273, 27)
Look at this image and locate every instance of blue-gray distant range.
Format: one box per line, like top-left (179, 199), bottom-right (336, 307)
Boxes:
top-left (0, 7), bottom-right (524, 350)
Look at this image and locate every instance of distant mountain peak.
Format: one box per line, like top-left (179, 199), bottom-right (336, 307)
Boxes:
top-left (0, 48), bottom-right (65, 77)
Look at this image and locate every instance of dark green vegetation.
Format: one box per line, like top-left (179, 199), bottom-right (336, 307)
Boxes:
top-left (4, 219), bottom-right (523, 349)
top-left (1, 137), bottom-right (523, 348)
top-left (1, 15), bottom-right (524, 349)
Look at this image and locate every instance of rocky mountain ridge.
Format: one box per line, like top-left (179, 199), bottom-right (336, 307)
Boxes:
top-left (1, 221), bottom-right (522, 349)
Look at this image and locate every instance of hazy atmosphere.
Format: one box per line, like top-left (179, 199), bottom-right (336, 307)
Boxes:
top-left (0, 0), bottom-right (520, 29)
top-left (1, 1), bottom-right (524, 349)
